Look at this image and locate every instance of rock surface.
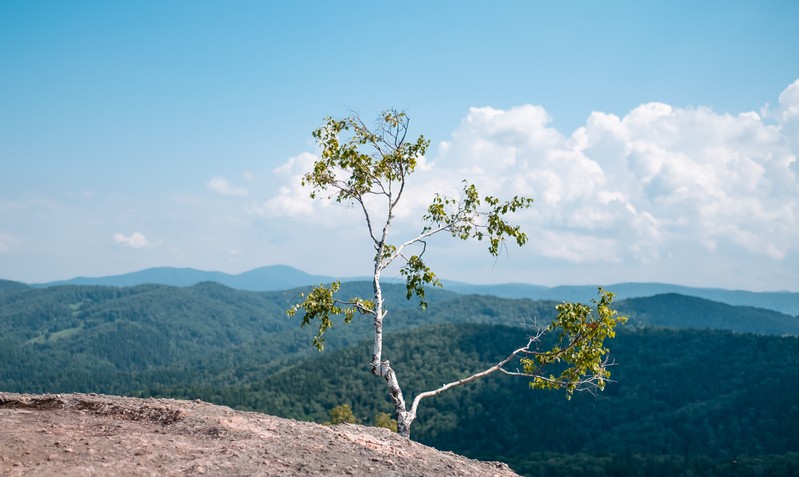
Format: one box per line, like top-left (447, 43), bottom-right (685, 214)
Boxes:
top-left (0, 392), bottom-right (518, 476)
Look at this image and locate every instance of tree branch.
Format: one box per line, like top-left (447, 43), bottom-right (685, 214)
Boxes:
top-left (408, 336), bottom-right (538, 419)
top-left (381, 222), bottom-right (453, 269)
top-left (499, 355), bottom-right (617, 395)
top-left (354, 195), bottom-right (379, 245)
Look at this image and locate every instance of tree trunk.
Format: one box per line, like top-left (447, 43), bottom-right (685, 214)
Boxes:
top-left (370, 267), bottom-right (415, 437)
top-left (370, 269), bottom-right (384, 374)
top-left (381, 360), bottom-right (414, 438)
top-left (396, 411), bottom-right (413, 438)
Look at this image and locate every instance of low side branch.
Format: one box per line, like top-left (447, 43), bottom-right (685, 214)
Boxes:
top-left (407, 336), bottom-right (538, 421)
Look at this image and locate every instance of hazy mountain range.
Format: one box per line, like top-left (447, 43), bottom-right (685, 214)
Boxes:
top-left (31, 265), bottom-right (335, 292)
top-left (15, 265), bottom-right (798, 316)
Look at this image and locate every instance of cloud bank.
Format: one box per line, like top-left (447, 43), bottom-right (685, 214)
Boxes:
top-left (435, 93), bottom-right (797, 264)
top-left (257, 80), bottom-right (798, 286)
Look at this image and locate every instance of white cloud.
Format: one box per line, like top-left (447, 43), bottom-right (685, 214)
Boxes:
top-left (768, 79), bottom-right (799, 170)
top-left (426, 84), bottom-right (799, 265)
top-left (0, 232), bottom-right (17, 254)
top-left (248, 152), bottom-right (318, 218)
top-left (535, 230), bottom-right (621, 263)
top-left (208, 177), bottom-right (248, 197)
top-left (247, 152), bottom-right (369, 229)
top-left (258, 80), bottom-right (799, 279)
top-left (766, 78), bottom-right (799, 124)
top-left (113, 232), bottom-right (151, 248)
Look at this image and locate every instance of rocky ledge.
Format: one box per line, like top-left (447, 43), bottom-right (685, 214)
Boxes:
top-left (0, 392), bottom-right (518, 476)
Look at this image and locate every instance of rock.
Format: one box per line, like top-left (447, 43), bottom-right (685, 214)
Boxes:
top-left (0, 392), bottom-right (520, 476)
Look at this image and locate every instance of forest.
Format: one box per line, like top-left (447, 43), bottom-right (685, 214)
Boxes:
top-left (1, 280), bottom-right (798, 476)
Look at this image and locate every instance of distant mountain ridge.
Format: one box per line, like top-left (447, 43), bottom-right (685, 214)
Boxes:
top-left (32, 265), bottom-right (336, 292)
top-left (9, 265), bottom-right (799, 315)
top-left (443, 281), bottom-right (799, 316)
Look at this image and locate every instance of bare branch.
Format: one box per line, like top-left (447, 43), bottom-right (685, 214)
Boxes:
top-left (408, 337), bottom-right (536, 419)
top-left (381, 222), bottom-right (452, 269)
top-left (331, 298), bottom-right (376, 317)
top-left (353, 195), bottom-right (379, 245)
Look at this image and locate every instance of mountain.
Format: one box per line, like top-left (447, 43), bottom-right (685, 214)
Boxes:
top-left (618, 293), bottom-right (799, 335)
top-left (216, 324), bottom-right (799, 477)
top-left (23, 266), bottom-right (799, 315)
top-left (443, 281), bottom-right (799, 315)
top-left (3, 282), bottom-right (798, 475)
top-left (1, 281), bottom-right (797, 397)
top-left (0, 279), bottom-right (30, 293)
top-left (0, 280), bottom-right (470, 394)
top-left (35, 265), bottom-right (335, 291)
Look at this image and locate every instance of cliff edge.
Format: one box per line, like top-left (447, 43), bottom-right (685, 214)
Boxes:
top-left (0, 392), bottom-right (518, 476)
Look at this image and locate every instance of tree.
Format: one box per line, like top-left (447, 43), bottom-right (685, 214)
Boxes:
top-left (288, 109), bottom-right (627, 438)
top-left (373, 412), bottom-right (398, 432)
top-left (327, 403), bottom-right (358, 425)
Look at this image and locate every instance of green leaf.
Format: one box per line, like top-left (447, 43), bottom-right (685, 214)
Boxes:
top-left (286, 281), bottom-right (372, 351)
top-left (399, 255), bottom-right (442, 310)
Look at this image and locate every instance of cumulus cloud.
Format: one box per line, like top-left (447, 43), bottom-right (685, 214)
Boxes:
top-left (765, 79), bottom-right (799, 165)
top-left (113, 232), bottom-right (150, 248)
top-left (259, 80), bottom-right (799, 271)
top-left (765, 78), bottom-right (799, 123)
top-left (433, 80), bottom-right (798, 264)
top-left (476, 104), bottom-right (789, 261)
top-left (248, 152), bottom-right (317, 218)
top-left (208, 177), bottom-right (248, 197)
top-left (247, 152), bottom-right (366, 228)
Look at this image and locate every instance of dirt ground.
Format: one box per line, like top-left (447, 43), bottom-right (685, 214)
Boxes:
top-left (0, 392), bottom-right (519, 476)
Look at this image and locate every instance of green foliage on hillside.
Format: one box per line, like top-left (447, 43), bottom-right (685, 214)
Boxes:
top-left (2, 282), bottom-right (798, 475)
top-left (0, 281), bottom-right (545, 394)
top-left (169, 323), bottom-right (798, 476)
top-left (617, 293), bottom-right (799, 335)
top-left (1, 281), bottom-right (796, 395)
top-left (327, 403), bottom-right (358, 425)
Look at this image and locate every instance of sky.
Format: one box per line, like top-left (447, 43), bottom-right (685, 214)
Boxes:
top-left (1, 1), bottom-right (798, 291)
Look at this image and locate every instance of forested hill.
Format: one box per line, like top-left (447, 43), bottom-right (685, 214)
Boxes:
top-left (10, 264), bottom-right (798, 314)
top-left (444, 281), bottom-right (799, 315)
top-left (1, 280), bottom-right (797, 351)
top-left (1, 280), bottom-right (797, 395)
top-left (0, 279), bottom-right (29, 292)
top-left (2, 281), bottom-right (799, 475)
top-left (188, 324), bottom-right (799, 477)
top-left (617, 293), bottom-right (799, 335)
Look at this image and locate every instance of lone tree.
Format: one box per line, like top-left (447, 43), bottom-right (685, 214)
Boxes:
top-left (289, 110), bottom-right (626, 438)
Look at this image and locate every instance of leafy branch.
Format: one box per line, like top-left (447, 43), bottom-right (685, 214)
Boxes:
top-left (287, 281), bottom-right (374, 350)
top-left (409, 288), bottom-right (627, 420)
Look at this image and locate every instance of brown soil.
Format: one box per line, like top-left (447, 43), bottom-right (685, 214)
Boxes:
top-left (0, 392), bottom-right (519, 476)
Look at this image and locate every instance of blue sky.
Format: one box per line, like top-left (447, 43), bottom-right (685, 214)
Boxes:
top-left (1, 1), bottom-right (798, 291)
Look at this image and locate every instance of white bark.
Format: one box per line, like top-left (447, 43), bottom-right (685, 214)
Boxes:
top-left (361, 184), bottom-right (510, 438)
top-left (404, 338), bottom-right (537, 430)
top-left (370, 270), bottom-right (384, 373)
